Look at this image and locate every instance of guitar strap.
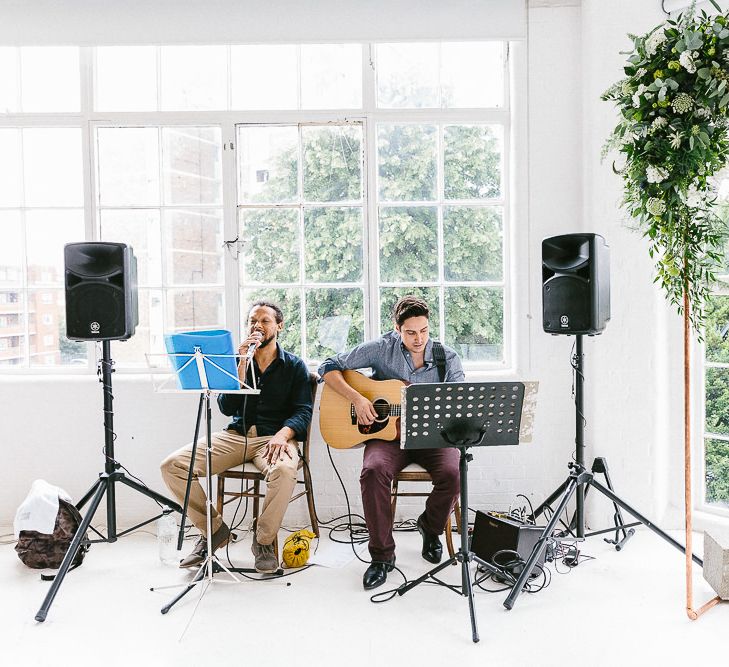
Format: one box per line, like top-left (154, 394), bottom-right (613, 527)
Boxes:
top-left (432, 341), bottom-right (446, 382)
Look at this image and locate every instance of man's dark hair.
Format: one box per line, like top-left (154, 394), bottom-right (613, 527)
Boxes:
top-left (392, 295), bottom-right (430, 326)
top-left (249, 300), bottom-right (284, 324)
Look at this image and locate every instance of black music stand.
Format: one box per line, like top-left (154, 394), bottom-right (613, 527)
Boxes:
top-left (395, 381), bottom-right (527, 644)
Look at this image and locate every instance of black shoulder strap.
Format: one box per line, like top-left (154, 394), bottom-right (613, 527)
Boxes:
top-left (432, 341), bottom-right (446, 382)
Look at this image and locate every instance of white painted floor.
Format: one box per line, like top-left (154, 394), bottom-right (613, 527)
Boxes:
top-left (1, 523), bottom-right (727, 667)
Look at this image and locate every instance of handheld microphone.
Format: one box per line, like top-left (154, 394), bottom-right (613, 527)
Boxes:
top-left (244, 333), bottom-right (263, 360)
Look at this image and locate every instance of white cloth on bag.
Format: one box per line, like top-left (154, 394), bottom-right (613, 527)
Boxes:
top-left (13, 479), bottom-right (73, 537)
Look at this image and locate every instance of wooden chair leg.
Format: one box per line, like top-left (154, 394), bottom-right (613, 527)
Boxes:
top-left (444, 517), bottom-right (455, 558)
top-left (391, 478), bottom-right (399, 520)
top-left (216, 475), bottom-right (225, 515)
top-left (454, 501), bottom-right (462, 534)
top-left (303, 465), bottom-right (319, 538)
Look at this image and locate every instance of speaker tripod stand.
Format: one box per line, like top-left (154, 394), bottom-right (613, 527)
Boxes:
top-left (503, 335), bottom-right (702, 611)
top-left (35, 341), bottom-right (183, 622)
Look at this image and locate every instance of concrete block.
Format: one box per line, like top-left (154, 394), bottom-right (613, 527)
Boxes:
top-left (703, 529), bottom-right (729, 600)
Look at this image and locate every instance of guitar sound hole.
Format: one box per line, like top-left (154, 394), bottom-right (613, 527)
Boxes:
top-left (373, 398), bottom-right (390, 423)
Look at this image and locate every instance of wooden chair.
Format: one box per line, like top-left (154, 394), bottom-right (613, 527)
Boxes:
top-left (391, 462), bottom-right (462, 558)
top-left (216, 373), bottom-right (320, 548)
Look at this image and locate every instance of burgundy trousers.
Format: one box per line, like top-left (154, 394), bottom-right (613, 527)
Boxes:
top-left (360, 439), bottom-right (460, 562)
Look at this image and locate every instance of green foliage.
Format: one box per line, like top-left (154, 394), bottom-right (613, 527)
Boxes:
top-left (241, 121), bottom-right (504, 363)
top-left (706, 438), bottom-right (729, 505)
top-left (602, 2), bottom-right (729, 330)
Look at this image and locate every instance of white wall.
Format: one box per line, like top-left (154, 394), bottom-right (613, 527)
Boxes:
top-left (3, 0), bottom-right (720, 535)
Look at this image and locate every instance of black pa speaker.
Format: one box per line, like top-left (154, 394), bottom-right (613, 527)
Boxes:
top-left (542, 233), bottom-right (610, 335)
top-left (64, 242), bottom-right (138, 341)
top-left (470, 511), bottom-right (545, 568)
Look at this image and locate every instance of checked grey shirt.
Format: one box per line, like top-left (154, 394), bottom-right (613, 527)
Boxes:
top-left (317, 331), bottom-right (464, 384)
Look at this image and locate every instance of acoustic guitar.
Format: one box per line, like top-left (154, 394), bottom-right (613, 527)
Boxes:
top-left (319, 370), bottom-right (405, 449)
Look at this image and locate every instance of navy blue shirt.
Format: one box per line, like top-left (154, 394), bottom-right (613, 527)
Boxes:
top-left (217, 344), bottom-right (312, 441)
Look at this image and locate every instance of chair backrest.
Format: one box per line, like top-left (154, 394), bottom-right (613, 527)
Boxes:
top-left (300, 373), bottom-right (319, 461)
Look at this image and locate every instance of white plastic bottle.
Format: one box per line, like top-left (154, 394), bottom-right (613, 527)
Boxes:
top-left (157, 509), bottom-right (178, 566)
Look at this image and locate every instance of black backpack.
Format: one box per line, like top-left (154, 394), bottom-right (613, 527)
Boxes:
top-left (15, 498), bottom-right (89, 578)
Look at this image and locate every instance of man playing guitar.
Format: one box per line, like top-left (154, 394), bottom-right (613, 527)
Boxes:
top-left (318, 296), bottom-right (464, 590)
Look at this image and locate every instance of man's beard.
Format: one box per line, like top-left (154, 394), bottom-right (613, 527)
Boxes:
top-left (256, 335), bottom-right (276, 349)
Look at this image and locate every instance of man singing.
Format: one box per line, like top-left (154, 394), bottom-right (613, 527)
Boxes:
top-left (161, 301), bottom-right (312, 573)
top-left (318, 295), bottom-right (464, 590)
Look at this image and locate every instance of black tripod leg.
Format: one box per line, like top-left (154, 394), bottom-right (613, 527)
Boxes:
top-left (589, 479), bottom-right (703, 566)
top-left (35, 478), bottom-right (107, 622)
top-left (591, 458), bottom-right (635, 549)
top-left (118, 475), bottom-right (183, 513)
top-left (462, 555), bottom-right (479, 643)
top-left (177, 394), bottom-right (204, 550)
top-left (398, 556), bottom-right (457, 594)
top-left (504, 474), bottom-right (580, 611)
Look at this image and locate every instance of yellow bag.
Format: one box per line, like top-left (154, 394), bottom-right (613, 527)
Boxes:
top-left (282, 529), bottom-right (316, 568)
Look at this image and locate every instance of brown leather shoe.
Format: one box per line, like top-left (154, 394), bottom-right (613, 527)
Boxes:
top-left (179, 522), bottom-right (231, 568)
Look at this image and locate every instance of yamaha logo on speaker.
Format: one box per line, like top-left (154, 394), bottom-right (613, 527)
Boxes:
top-left (560, 315), bottom-right (569, 328)
top-left (90, 321), bottom-right (101, 335)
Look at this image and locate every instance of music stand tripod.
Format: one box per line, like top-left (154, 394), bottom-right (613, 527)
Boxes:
top-left (396, 381), bottom-right (527, 644)
top-left (35, 340), bottom-right (183, 623)
top-left (155, 348), bottom-right (262, 615)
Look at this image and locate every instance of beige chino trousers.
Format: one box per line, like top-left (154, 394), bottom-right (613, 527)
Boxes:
top-left (160, 426), bottom-right (299, 545)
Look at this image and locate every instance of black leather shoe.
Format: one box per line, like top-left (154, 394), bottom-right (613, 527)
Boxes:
top-left (179, 522), bottom-right (231, 568)
top-left (362, 557), bottom-right (396, 590)
top-left (417, 514), bottom-right (443, 564)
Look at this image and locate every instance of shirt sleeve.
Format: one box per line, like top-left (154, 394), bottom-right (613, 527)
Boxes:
top-left (282, 359), bottom-right (314, 441)
top-left (317, 339), bottom-right (384, 379)
top-left (217, 392), bottom-right (243, 415)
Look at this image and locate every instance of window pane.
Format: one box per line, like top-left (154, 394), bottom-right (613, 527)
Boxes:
top-left (164, 209), bottom-right (223, 285)
top-left (706, 367), bottom-right (729, 436)
top-left (306, 288), bottom-right (363, 359)
top-left (302, 125), bottom-right (362, 202)
top-left (0, 48), bottom-right (19, 113)
top-left (241, 208), bottom-right (300, 284)
top-left (0, 290), bottom-right (25, 366)
top-left (242, 288), bottom-right (301, 357)
top-left (304, 207), bottom-right (362, 282)
top-left (445, 286), bottom-right (503, 362)
top-left (379, 287), bottom-right (439, 335)
top-left (376, 43), bottom-right (439, 109)
top-left (301, 44), bottom-right (362, 109)
top-left (160, 46), bottom-right (227, 111)
top-left (231, 45), bottom-right (297, 110)
top-left (21, 47), bottom-right (79, 112)
top-left (705, 293), bottom-right (729, 363)
top-left (29, 288), bottom-right (82, 367)
top-left (0, 210), bottom-right (22, 285)
top-left (25, 210), bottom-right (84, 286)
top-left (96, 46), bottom-right (157, 111)
top-left (238, 126), bottom-right (298, 203)
top-left (162, 127), bottom-right (222, 205)
top-left (98, 127), bottom-right (160, 207)
top-left (111, 289), bottom-right (162, 367)
top-left (441, 42), bottom-right (503, 108)
top-left (705, 438), bottom-right (729, 508)
top-left (167, 288), bottom-right (224, 331)
top-left (444, 125), bottom-right (502, 200)
top-left (100, 209), bottom-right (162, 286)
top-left (379, 207), bottom-right (437, 282)
top-left (0, 129), bottom-right (22, 206)
top-left (444, 207), bottom-right (503, 281)
top-left (378, 124), bottom-right (437, 202)
top-left (24, 128), bottom-right (83, 207)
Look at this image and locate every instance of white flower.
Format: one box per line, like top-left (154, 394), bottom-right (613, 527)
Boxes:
top-left (646, 165), bottom-right (669, 183)
top-left (695, 106), bottom-right (711, 119)
top-left (681, 185), bottom-right (704, 208)
top-left (669, 131), bottom-right (683, 149)
top-left (632, 84), bottom-right (646, 108)
top-left (646, 197), bottom-right (666, 216)
top-left (672, 92), bottom-right (693, 114)
top-left (645, 30), bottom-right (667, 56)
top-left (679, 50), bottom-right (698, 73)
top-left (651, 117), bottom-right (668, 132)
top-left (635, 67), bottom-right (647, 79)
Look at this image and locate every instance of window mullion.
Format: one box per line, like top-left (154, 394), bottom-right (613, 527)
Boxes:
top-left (223, 123), bottom-right (240, 338)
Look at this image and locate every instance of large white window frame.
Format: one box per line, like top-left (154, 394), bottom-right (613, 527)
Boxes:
top-left (0, 41), bottom-right (523, 374)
